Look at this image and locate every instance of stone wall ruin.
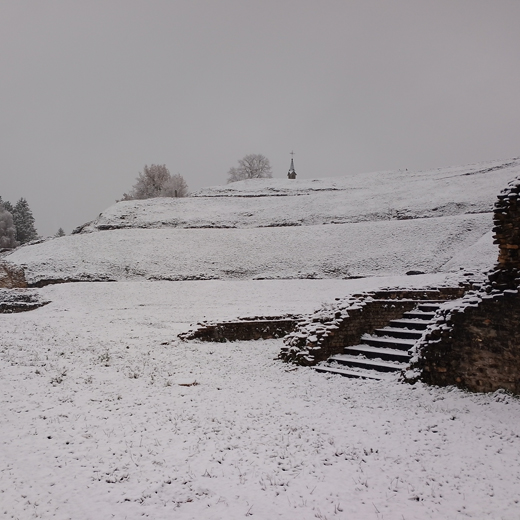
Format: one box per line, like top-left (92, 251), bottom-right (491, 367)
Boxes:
top-left (280, 288), bottom-right (465, 366)
top-left (409, 177), bottom-right (520, 394)
top-left (0, 261), bottom-right (27, 289)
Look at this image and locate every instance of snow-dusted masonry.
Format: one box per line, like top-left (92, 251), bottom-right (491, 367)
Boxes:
top-left (178, 315), bottom-right (299, 342)
top-left (405, 288), bottom-right (520, 392)
top-left (0, 261), bottom-right (48, 312)
top-left (279, 287), bottom-right (466, 367)
top-left (0, 288), bottom-right (49, 313)
top-left (407, 176), bottom-right (520, 394)
top-left (0, 261), bottom-right (26, 289)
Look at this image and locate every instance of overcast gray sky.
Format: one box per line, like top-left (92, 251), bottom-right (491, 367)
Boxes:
top-left (1, 0), bottom-right (519, 236)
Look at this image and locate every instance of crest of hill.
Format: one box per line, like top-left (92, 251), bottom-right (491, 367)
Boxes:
top-left (77, 158), bottom-right (520, 233)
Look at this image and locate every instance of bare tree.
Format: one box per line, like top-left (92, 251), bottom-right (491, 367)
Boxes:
top-left (160, 173), bottom-right (189, 198)
top-left (122, 165), bottom-right (188, 200)
top-left (227, 154), bottom-right (272, 183)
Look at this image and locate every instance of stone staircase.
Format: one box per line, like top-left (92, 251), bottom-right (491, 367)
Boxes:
top-left (314, 301), bottom-right (442, 380)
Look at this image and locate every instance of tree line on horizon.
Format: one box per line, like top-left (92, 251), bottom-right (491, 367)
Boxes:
top-left (0, 197), bottom-right (39, 249)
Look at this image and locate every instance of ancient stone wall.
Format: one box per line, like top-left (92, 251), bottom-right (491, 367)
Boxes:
top-left (493, 181), bottom-right (520, 270)
top-left (0, 261), bottom-right (27, 289)
top-left (410, 177), bottom-right (520, 393)
top-left (0, 262), bottom-right (51, 313)
top-left (489, 179), bottom-right (520, 290)
top-left (410, 291), bottom-right (520, 393)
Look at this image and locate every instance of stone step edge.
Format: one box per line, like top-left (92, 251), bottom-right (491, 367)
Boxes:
top-left (402, 312), bottom-right (437, 319)
top-left (362, 334), bottom-right (417, 345)
top-left (389, 319), bottom-right (431, 328)
top-left (314, 365), bottom-right (396, 380)
top-left (344, 344), bottom-right (411, 358)
top-left (329, 354), bottom-right (408, 369)
top-left (374, 327), bottom-right (423, 336)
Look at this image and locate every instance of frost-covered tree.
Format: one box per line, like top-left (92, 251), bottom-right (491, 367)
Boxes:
top-left (1, 198), bottom-right (14, 214)
top-left (122, 164), bottom-right (188, 200)
top-left (227, 154), bottom-right (272, 183)
top-left (0, 200), bottom-right (19, 249)
top-left (159, 173), bottom-right (189, 198)
top-left (12, 198), bottom-right (38, 244)
top-left (55, 227), bottom-right (66, 237)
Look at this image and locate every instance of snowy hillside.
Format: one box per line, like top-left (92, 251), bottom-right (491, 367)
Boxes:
top-left (2, 160), bottom-right (520, 519)
top-left (6, 215), bottom-right (494, 286)
top-left (5, 157), bottom-right (519, 285)
top-left (80, 158), bottom-right (518, 231)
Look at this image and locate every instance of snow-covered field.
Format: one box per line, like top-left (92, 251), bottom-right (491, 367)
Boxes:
top-left (2, 158), bottom-right (520, 519)
top-left (1, 278), bottom-right (520, 520)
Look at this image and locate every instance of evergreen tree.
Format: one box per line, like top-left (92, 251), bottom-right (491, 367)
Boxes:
top-left (12, 198), bottom-right (38, 244)
top-left (55, 227), bottom-right (66, 237)
top-left (0, 199), bottom-right (19, 249)
top-left (1, 198), bottom-right (14, 214)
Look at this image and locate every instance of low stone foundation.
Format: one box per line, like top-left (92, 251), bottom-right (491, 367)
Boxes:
top-left (0, 288), bottom-right (49, 313)
top-left (179, 317), bottom-right (298, 342)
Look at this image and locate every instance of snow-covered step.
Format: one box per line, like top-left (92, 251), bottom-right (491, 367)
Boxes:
top-left (314, 365), bottom-right (396, 381)
top-left (328, 353), bottom-right (407, 372)
top-left (344, 344), bottom-right (411, 362)
top-left (402, 311), bottom-right (436, 320)
top-left (416, 303), bottom-right (442, 313)
top-left (374, 327), bottom-right (423, 340)
top-left (362, 335), bottom-right (416, 351)
top-left (389, 318), bottom-right (430, 330)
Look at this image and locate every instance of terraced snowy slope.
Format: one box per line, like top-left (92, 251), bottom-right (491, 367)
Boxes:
top-left (79, 158), bottom-right (518, 231)
top-left (5, 158), bottom-right (519, 284)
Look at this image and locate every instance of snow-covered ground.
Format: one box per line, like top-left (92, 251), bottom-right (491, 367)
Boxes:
top-left (1, 278), bottom-right (519, 519)
top-left (2, 158), bottom-right (520, 519)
